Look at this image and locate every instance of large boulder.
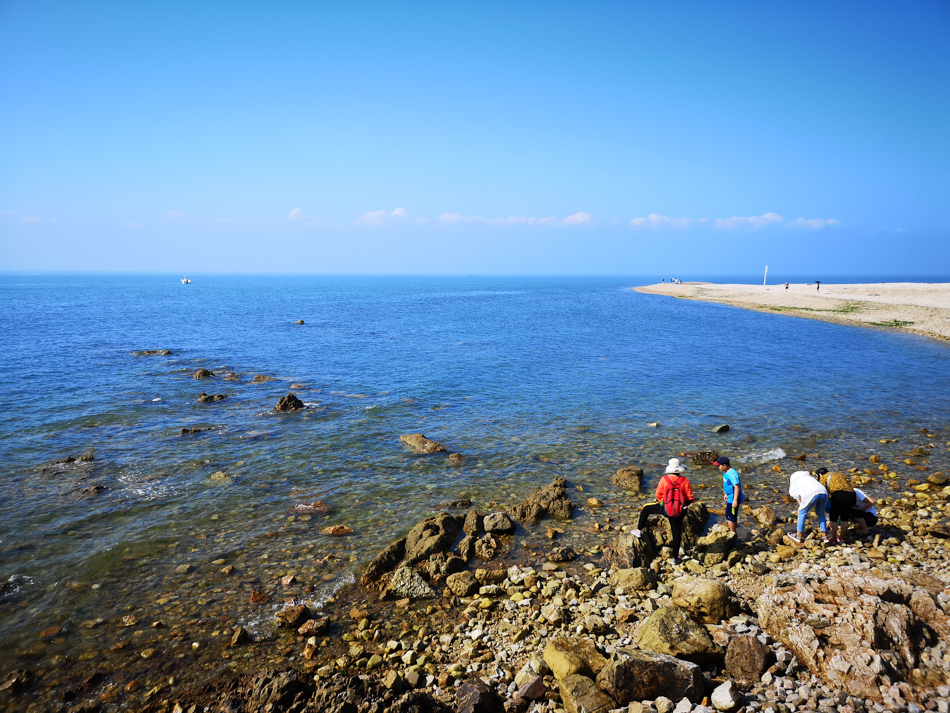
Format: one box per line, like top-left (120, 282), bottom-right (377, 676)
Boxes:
top-left (360, 538), bottom-right (406, 586)
top-left (542, 637), bottom-right (608, 680)
top-left (399, 433), bottom-right (447, 454)
top-left (613, 568), bottom-right (657, 592)
top-left (671, 577), bottom-right (741, 624)
top-left (386, 567), bottom-right (435, 600)
top-left (483, 512), bottom-right (515, 533)
top-left (757, 569), bottom-right (950, 702)
top-left (446, 571), bottom-right (479, 597)
top-left (427, 552), bottom-right (465, 581)
top-left (509, 477), bottom-right (575, 525)
top-left (612, 467), bottom-right (644, 493)
top-left (463, 510), bottom-right (483, 536)
top-left (695, 525), bottom-right (737, 566)
top-left (558, 675), bottom-right (617, 713)
top-left (724, 635), bottom-right (770, 687)
top-left (404, 513), bottom-right (464, 565)
top-left (637, 606), bottom-right (725, 664)
top-left (595, 650), bottom-right (704, 705)
top-left (456, 679), bottom-right (504, 713)
top-left (241, 669), bottom-right (314, 713)
top-left (275, 394), bottom-right (305, 411)
top-left (681, 501), bottom-right (710, 550)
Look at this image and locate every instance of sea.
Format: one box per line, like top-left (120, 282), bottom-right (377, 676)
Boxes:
top-left (1, 273), bottom-right (949, 703)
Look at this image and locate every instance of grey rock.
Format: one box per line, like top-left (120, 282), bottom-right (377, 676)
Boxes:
top-left (386, 567), bottom-right (435, 600)
top-left (484, 512), bottom-right (515, 533)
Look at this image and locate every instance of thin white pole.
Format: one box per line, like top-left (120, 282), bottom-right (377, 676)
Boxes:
top-left (764, 265), bottom-right (768, 286)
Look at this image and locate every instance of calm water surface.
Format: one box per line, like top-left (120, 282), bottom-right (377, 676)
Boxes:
top-left (1, 274), bottom-right (949, 702)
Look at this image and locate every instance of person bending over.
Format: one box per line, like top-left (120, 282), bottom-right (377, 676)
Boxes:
top-left (816, 467), bottom-right (856, 544)
top-left (844, 488), bottom-right (877, 538)
top-left (632, 458), bottom-right (695, 564)
top-left (787, 470), bottom-right (828, 544)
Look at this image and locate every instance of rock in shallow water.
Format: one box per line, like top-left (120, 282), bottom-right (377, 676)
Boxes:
top-left (386, 567), bottom-right (435, 600)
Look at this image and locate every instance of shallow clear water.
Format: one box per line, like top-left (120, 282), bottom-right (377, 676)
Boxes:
top-left (1, 274), bottom-right (948, 699)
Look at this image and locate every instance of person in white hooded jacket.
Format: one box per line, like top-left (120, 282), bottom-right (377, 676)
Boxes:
top-left (788, 470), bottom-right (829, 544)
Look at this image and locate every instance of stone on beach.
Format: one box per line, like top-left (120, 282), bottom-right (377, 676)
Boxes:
top-left (637, 605), bottom-right (725, 664)
top-left (671, 576), bottom-right (740, 624)
top-left (558, 674), bottom-right (617, 713)
top-left (724, 635), bottom-right (770, 686)
top-left (596, 650), bottom-right (704, 705)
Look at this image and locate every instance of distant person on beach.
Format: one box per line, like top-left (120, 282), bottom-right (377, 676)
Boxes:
top-left (816, 280), bottom-right (821, 291)
top-left (714, 456), bottom-right (743, 533)
top-left (632, 458), bottom-right (694, 564)
top-left (785, 281), bottom-right (789, 290)
top-left (844, 488), bottom-right (877, 538)
top-left (815, 467), bottom-right (855, 544)
top-left (787, 470), bottom-right (828, 544)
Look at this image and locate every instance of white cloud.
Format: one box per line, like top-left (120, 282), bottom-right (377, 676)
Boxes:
top-left (355, 208), bottom-right (410, 225)
top-left (438, 212), bottom-right (588, 227)
top-left (0, 210), bottom-right (42, 223)
top-left (561, 211), bottom-right (592, 226)
top-left (790, 217), bottom-right (841, 230)
top-left (630, 214), bottom-right (701, 229)
top-left (287, 208), bottom-right (305, 220)
top-left (714, 212), bottom-right (783, 230)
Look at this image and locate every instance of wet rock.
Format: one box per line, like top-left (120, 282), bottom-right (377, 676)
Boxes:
top-left (448, 452), bottom-right (465, 465)
top-left (133, 349), bottom-right (172, 356)
top-left (276, 394), bottom-right (305, 411)
top-left (548, 546), bottom-right (576, 563)
top-left (250, 590), bottom-right (270, 605)
top-left (712, 424), bottom-right (730, 433)
top-left (440, 498), bottom-right (472, 509)
top-left (120, 615), bottom-right (139, 627)
top-left (637, 606), bottom-right (725, 664)
top-left (614, 567), bottom-right (656, 591)
top-left (509, 477), bottom-right (576, 525)
top-left (399, 433), bottom-right (447, 454)
top-left (80, 484), bottom-right (106, 497)
top-left (543, 637), bottom-right (608, 680)
top-left (710, 680), bottom-right (740, 711)
top-left (691, 451), bottom-right (720, 466)
top-left (275, 605), bottom-right (310, 628)
top-left (294, 500), bottom-right (333, 514)
top-left (757, 569), bottom-right (950, 701)
top-left (927, 472), bottom-right (949, 486)
top-left (198, 392), bottom-right (228, 403)
top-left (558, 674), bottom-right (617, 713)
top-left (178, 427), bottom-right (211, 436)
top-left (321, 525), bottom-right (353, 536)
top-left (253, 374), bottom-right (276, 383)
top-left (386, 567), bottom-right (435, 600)
top-left (724, 635), bottom-right (769, 686)
top-left (456, 534), bottom-right (477, 561)
top-left (670, 577), bottom-right (740, 624)
top-left (0, 669), bottom-right (31, 694)
top-left (230, 626), bottom-right (250, 647)
top-left (456, 679), bottom-right (505, 713)
top-left (446, 571), bottom-right (479, 597)
top-left (596, 650), bottom-right (704, 705)
top-left (193, 369), bottom-right (214, 379)
top-left (483, 512), bottom-right (515, 533)
top-left (295, 319), bottom-right (304, 324)
top-left (612, 467), bottom-right (644, 493)
top-left (360, 538), bottom-right (407, 586)
top-left (297, 618), bottom-right (327, 636)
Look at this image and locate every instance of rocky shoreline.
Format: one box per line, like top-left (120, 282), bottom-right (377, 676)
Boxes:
top-left (8, 452), bottom-right (947, 713)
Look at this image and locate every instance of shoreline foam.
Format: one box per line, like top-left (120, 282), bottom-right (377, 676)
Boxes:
top-left (633, 282), bottom-right (950, 340)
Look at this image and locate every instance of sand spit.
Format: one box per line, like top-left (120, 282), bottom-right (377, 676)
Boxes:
top-left (634, 282), bottom-right (950, 340)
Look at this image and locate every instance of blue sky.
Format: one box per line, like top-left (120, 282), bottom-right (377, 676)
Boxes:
top-left (1, 1), bottom-right (948, 275)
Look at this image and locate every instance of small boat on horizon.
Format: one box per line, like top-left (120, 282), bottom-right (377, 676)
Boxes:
top-left (181, 277), bottom-right (191, 284)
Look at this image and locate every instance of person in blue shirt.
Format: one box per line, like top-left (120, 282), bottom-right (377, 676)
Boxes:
top-left (714, 456), bottom-right (743, 533)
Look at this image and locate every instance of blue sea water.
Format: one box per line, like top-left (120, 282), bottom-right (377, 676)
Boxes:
top-left (0, 273), bottom-right (949, 694)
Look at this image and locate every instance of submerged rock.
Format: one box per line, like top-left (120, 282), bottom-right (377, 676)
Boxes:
top-left (509, 477), bottom-right (576, 525)
top-left (399, 433), bottom-right (448, 454)
top-left (690, 451), bottom-right (720, 466)
top-left (193, 368), bottom-right (214, 379)
top-left (612, 466), bottom-right (644, 493)
top-left (253, 374), bottom-right (276, 383)
top-left (198, 392), bottom-right (228, 403)
top-left (712, 424), bottom-right (730, 433)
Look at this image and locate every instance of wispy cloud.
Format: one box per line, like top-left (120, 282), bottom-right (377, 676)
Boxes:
top-left (438, 212), bottom-right (590, 227)
top-left (630, 214), bottom-right (705, 229)
top-left (790, 217), bottom-right (841, 230)
top-left (1, 210), bottom-right (42, 224)
top-left (355, 207), bottom-right (410, 226)
top-left (287, 208), bottom-right (318, 226)
top-left (714, 212), bottom-right (783, 230)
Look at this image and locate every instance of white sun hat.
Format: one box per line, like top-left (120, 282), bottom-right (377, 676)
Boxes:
top-left (665, 458), bottom-right (688, 474)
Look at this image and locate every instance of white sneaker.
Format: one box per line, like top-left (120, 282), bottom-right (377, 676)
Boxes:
top-left (631, 529), bottom-right (642, 538)
top-left (787, 533), bottom-right (802, 544)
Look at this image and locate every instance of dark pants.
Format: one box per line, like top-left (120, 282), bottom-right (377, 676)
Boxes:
top-left (828, 490), bottom-right (857, 522)
top-left (638, 502), bottom-right (685, 556)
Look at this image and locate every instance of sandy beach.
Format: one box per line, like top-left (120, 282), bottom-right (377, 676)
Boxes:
top-left (634, 282), bottom-right (950, 340)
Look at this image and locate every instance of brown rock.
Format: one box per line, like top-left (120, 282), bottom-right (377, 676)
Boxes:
top-left (671, 577), bottom-right (740, 624)
top-left (596, 650), bottom-right (704, 704)
top-left (298, 618), bottom-right (328, 636)
top-left (193, 368), bottom-right (214, 379)
top-left (612, 467), bottom-right (644, 493)
top-left (637, 606), bottom-right (724, 664)
top-left (509, 477), bottom-right (576, 525)
top-left (448, 452), bottom-right (465, 465)
top-left (321, 525), bottom-right (353, 536)
top-left (446, 571), bottom-right (479, 597)
top-left (753, 506), bottom-right (777, 528)
top-left (293, 500), bottom-right (333, 514)
top-left (725, 635), bottom-right (769, 686)
top-left (691, 451), bottom-right (719, 466)
top-left (252, 374), bottom-right (276, 382)
top-left (558, 674), bottom-right (617, 713)
top-left (543, 637), bottom-right (607, 680)
top-left (360, 538), bottom-right (406, 586)
top-left (463, 509), bottom-right (484, 536)
top-left (275, 394), bottom-right (304, 411)
top-left (230, 626), bottom-right (250, 647)
top-left (249, 590), bottom-right (270, 605)
top-left (275, 605), bottom-right (310, 628)
top-left (399, 433), bottom-right (447, 454)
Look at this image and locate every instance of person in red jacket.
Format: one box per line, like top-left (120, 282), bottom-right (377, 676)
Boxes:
top-left (632, 458), bottom-right (695, 563)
